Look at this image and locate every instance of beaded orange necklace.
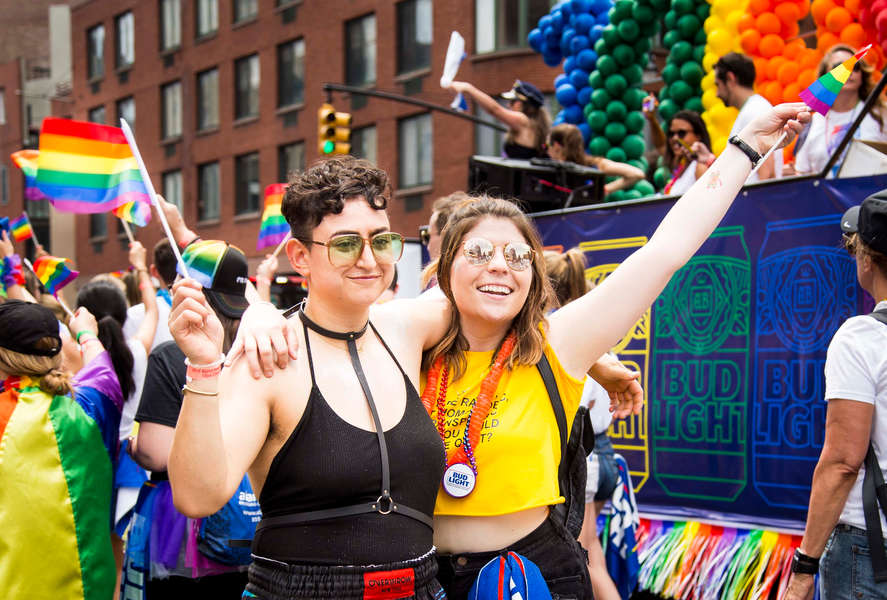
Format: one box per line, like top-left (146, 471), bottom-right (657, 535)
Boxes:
top-left (421, 332), bottom-right (517, 496)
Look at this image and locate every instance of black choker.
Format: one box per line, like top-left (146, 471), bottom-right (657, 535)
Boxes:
top-left (298, 309), bottom-right (368, 341)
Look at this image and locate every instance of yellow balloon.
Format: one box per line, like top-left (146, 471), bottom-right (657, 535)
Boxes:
top-left (704, 16), bottom-right (724, 35)
top-left (701, 71), bottom-right (715, 88)
top-left (702, 51), bottom-right (719, 71)
top-left (712, 1), bottom-right (733, 21)
top-left (708, 29), bottom-right (732, 56)
top-left (702, 88), bottom-right (719, 110)
top-left (725, 10), bottom-right (743, 32)
top-left (712, 135), bottom-right (727, 156)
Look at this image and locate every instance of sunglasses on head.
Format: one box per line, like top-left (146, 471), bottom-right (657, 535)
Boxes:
top-left (669, 128), bottom-right (691, 139)
top-left (310, 232), bottom-right (404, 268)
top-left (462, 237), bottom-right (535, 271)
top-left (419, 225), bottom-right (431, 246)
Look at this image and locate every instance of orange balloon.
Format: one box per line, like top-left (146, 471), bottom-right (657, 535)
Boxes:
top-left (798, 68), bottom-right (817, 89)
top-left (783, 82), bottom-right (802, 102)
top-left (737, 13), bottom-right (757, 32)
top-left (810, 0), bottom-right (835, 24)
top-left (741, 29), bottom-right (762, 54)
top-left (840, 22), bottom-right (867, 47)
top-left (825, 6), bottom-right (852, 31)
top-left (762, 80), bottom-right (784, 104)
top-left (784, 40), bottom-right (805, 60)
top-left (749, 0), bottom-right (772, 16)
top-left (774, 2), bottom-right (801, 23)
top-left (817, 31), bottom-right (839, 51)
top-left (795, 0), bottom-right (810, 19)
top-left (754, 57), bottom-right (769, 79)
top-left (778, 61), bottom-right (800, 85)
top-left (844, 0), bottom-right (860, 14)
top-left (767, 56), bottom-right (787, 80)
top-left (781, 21), bottom-right (800, 38)
top-left (756, 11), bottom-right (782, 34)
top-left (759, 33), bottom-right (786, 58)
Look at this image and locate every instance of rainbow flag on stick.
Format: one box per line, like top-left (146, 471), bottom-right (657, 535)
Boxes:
top-left (9, 212), bottom-right (33, 243)
top-left (257, 184), bottom-right (290, 251)
top-left (32, 255), bottom-right (79, 296)
top-left (800, 44), bottom-right (872, 116)
top-left (10, 149), bottom-right (46, 201)
top-left (113, 199), bottom-right (152, 227)
top-left (36, 117), bottom-right (150, 213)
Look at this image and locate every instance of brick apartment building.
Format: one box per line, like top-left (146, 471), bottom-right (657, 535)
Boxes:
top-left (68, 0), bottom-right (559, 278)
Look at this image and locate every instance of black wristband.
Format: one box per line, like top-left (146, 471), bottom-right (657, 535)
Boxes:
top-left (791, 548), bottom-right (820, 574)
top-left (728, 135), bottom-right (762, 168)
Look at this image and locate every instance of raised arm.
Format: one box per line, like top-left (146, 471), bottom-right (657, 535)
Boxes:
top-left (548, 103), bottom-right (810, 378)
top-left (449, 81), bottom-right (529, 131)
top-left (166, 278), bottom-right (274, 516)
top-left (596, 158), bottom-right (646, 194)
top-left (129, 241), bottom-right (158, 355)
top-left (642, 95), bottom-right (667, 157)
top-left (255, 253), bottom-right (279, 303)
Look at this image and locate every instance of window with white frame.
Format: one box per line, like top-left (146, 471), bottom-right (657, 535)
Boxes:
top-left (196, 0), bottom-right (218, 38)
top-left (235, 152), bottom-right (260, 215)
top-left (398, 113), bottom-right (432, 188)
top-left (116, 96), bottom-right (135, 130)
top-left (197, 67), bottom-right (219, 131)
top-left (351, 126), bottom-right (377, 165)
top-left (87, 24), bottom-right (105, 79)
top-left (277, 39), bottom-right (305, 108)
top-left (345, 14), bottom-right (376, 87)
top-left (162, 81), bottom-right (182, 139)
top-left (198, 161), bottom-right (220, 221)
top-left (396, 0), bottom-right (432, 75)
top-left (278, 142), bottom-right (305, 182)
top-left (163, 170), bottom-right (183, 212)
top-left (115, 11), bottom-right (135, 69)
top-left (160, 0), bottom-right (181, 51)
top-left (234, 0), bottom-right (257, 23)
top-left (235, 54), bottom-right (260, 119)
top-left (475, 0), bottom-right (551, 54)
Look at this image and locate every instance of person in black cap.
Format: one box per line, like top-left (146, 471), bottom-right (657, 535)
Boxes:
top-left (123, 241), bottom-right (252, 599)
top-left (447, 78), bottom-right (551, 159)
top-left (785, 192), bottom-right (887, 600)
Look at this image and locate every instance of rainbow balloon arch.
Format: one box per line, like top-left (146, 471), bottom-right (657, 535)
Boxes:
top-left (530, 0), bottom-right (887, 200)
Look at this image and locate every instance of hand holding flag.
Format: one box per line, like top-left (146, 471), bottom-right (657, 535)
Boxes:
top-left (800, 44), bottom-right (872, 116)
top-left (9, 212), bottom-right (34, 243)
top-left (257, 184), bottom-right (290, 251)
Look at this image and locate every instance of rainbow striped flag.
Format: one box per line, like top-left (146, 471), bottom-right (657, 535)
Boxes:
top-left (800, 44), bottom-right (872, 116)
top-left (257, 183), bottom-right (290, 250)
top-left (36, 117), bottom-right (150, 213)
top-left (33, 255), bottom-right (79, 296)
top-left (9, 212), bottom-right (33, 242)
top-left (0, 376), bottom-right (115, 599)
top-left (113, 199), bottom-right (152, 227)
top-left (10, 149), bottom-right (46, 201)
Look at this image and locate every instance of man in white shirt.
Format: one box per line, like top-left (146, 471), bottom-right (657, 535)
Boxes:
top-left (715, 52), bottom-right (781, 183)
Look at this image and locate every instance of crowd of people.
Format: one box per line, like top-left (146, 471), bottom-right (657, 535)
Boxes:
top-left (1, 41), bottom-right (886, 600)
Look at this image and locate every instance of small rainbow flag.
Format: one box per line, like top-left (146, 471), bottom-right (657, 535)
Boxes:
top-left (10, 149), bottom-right (46, 201)
top-left (36, 117), bottom-right (150, 213)
top-left (33, 254), bottom-right (79, 296)
top-left (113, 199), bottom-right (152, 227)
top-left (9, 212), bottom-right (33, 242)
top-left (800, 44), bottom-right (872, 116)
top-left (257, 183), bottom-right (290, 251)
top-left (177, 239), bottom-right (230, 289)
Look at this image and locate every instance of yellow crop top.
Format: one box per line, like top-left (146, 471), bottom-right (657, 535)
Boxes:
top-left (422, 342), bottom-right (584, 517)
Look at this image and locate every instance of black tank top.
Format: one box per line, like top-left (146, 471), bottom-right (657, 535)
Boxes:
top-left (253, 321), bottom-right (446, 565)
top-left (503, 141), bottom-right (542, 159)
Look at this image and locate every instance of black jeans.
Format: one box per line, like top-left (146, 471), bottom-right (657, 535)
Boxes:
top-left (436, 515), bottom-right (592, 600)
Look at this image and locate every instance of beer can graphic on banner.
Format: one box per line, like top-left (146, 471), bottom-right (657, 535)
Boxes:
top-left (752, 215), bottom-right (857, 509)
top-left (652, 226), bottom-right (749, 502)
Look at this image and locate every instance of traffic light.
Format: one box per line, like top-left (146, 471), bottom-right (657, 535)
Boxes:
top-left (318, 103), bottom-right (352, 155)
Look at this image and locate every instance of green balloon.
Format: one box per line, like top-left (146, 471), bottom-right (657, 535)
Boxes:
top-left (607, 189), bottom-right (626, 202)
top-left (597, 54), bottom-right (618, 76)
top-left (677, 15), bottom-right (701, 40)
top-left (623, 189), bottom-right (643, 200)
top-left (588, 70), bottom-right (604, 90)
top-left (612, 44), bottom-right (636, 66)
top-left (628, 157), bottom-right (649, 171)
top-left (680, 61), bottom-right (704, 87)
top-left (634, 180), bottom-right (656, 197)
top-left (594, 38), bottom-right (609, 56)
top-left (696, 2), bottom-right (710, 21)
top-left (591, 88), bottom-right (612, 110)
top-left (622, 134), bottom-right (646, 159)
top-left (658, 98), bottom-right (679, 122)
top-left (588, 136), bottom-right (611, 157)
top-left (671, 0), bottom-right (693, 15)
top-left (606, 147), bottom-right (628, 163)
top-left (669, 80), bottom-right (693, 104)
top-left (623, 64), bottom-right (643, 85)
top-left (659, 84), bottom-right (671, 101)
top-left (633, 4), bottom-right (655, 24)
top-left (604, 122), bottom-right (627, 144)
top-left (587, 110), bottom-right (608, 133)
top-left (662, 63), bottom-right (680, 85)
top-left (694, 27), bottom-right (707, 45)
top-left (684, 96), bottom-right (704, 113)
top-left (633, 36), bottom-right (651, 56)
top-left (653, 165), bottom-right (670, 190)
top-left (602, 24), bottom-right (620, 47)
top-left (613, 0), bottom-right (634, 20)
top-left (650, 0), bottom-right (669, 9)
top-left (605, 74), bottom-right (628, 97)
top-left (625, 111), bottom-right (646, 133)
top-left (606, 100), bottom-right (628, 121)
top-left (664, 10), bottom-right (677, 30)
top-left (583, 103), bottom-right (595, 119)
top-left (617, 19), bottom-right (639, 42)
top-left (670, 41), bottom-right (693, 64)
top-left (662, 30), bottom-right (680, 49)
top-left (693, 44), bottom-right (706, 63)
top-left (624, 88), bottom-right (646, 111)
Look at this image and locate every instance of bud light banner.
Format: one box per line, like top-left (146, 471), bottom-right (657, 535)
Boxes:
top-left (533, 174), bottom-right (887, 528)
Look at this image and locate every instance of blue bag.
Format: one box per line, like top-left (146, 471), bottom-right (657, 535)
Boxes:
top-left (468, 551), bottom-right (552, 600)
top-left (197, 476), bottom-right (261, 566)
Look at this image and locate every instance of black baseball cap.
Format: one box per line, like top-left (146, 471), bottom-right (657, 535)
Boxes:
top-left (178, 240), bottom-right (250, 319)
top-left (840, 191), bottom-right (887, 255)
top-left (0, 300), bottom-right (62, 357)
top-left (501, 80), bottom-right (545, 107)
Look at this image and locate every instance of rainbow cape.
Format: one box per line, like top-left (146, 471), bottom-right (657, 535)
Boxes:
top-left (33, 255), bottom-right (79, 296)
top-left (113, 199), bottom-right (152, 227)
top-left (800, 44), bottom-right (872, 116)
top-left (36, 117), bottom-right (150, 213)
top-left (9, 212), bottom-right (33, 242)
top-left (257, 183), bottom-right (289, 250)
top-left (10, 149), bottom-right (46, 201)
top-left (0, 376), bottom-right (115, 600)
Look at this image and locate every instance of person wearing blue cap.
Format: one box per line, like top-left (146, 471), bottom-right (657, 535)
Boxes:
top-left (447, 79), bottom-right (551, 159)
top-left (785, 192), bottom-right (887, 600)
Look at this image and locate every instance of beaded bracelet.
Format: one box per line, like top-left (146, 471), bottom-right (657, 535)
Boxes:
top-left (76, 330), bottom-right (98, 343)
top-left (185, 354), bottom-right (225, 382)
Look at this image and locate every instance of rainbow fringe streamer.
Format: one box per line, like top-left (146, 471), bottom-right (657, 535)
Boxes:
top-left (800, 44), bottom-right (872, 116)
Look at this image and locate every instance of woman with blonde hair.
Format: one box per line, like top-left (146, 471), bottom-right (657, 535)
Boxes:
top-left (547, 124), bottom-right (646, 195)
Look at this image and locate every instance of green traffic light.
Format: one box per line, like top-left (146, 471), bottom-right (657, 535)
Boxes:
top-left (322, 140), bottom-right (335, 154)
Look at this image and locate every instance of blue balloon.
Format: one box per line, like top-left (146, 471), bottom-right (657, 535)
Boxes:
top-left (573, 13), bottom-right (594, 33)
top-left (554, 73), bottom-right (569, 88)
top-left (543, 51), bottom-right (563, 67)
top-left (589, 24), bottom-right (605, 44)
top-left (555, 83), bottom-right (578, 106)
top-left (550, 10), bottom-right (564, 32)
top-left (539, 15), bottom-right (552, 30)
top-left (569, 34), bottom-right (590, 55)
top-left (544, 28), bottom-right (559, 47)
top-left (590, 0), bottom-right (611, 15)
top-left (577, 86), bottom-right (593, 106)
top-left (563, 56), bottom-right (577, 74)
top-left (578, 122), bottom-right (592, 142)
top-left (571, 0), bottom-right (592, 14)
top-left (595, 10), bottom-right (610, 25)
top-left (568, 68), bottom-right (589, 89)
top-left (576, 48), bottom-right (598, 70)
top-left (528, 28), bottom-right (544, 53)
top-left (560, 27), bottom-right (576, 53)
top-left (559, 1), bottom-right (573, 18)
top-left (564, 104), bottom-right (584, 124)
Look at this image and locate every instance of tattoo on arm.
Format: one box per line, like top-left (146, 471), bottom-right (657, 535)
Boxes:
top-left (705, 168), bottom-right (723, 189)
